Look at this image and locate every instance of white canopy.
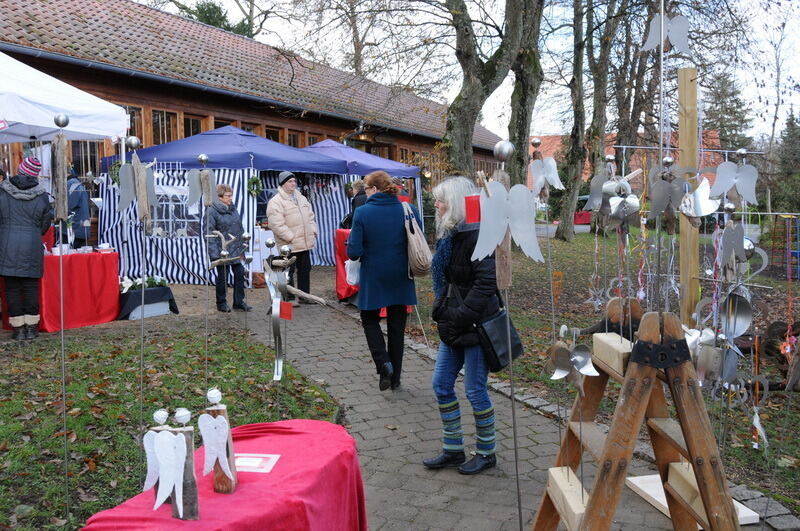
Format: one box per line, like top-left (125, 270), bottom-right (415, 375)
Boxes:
top-left (0, 52), bottom-right (128, 143)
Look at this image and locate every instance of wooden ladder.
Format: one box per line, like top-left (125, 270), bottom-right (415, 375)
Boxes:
top-left (532, 311), bottom-right (740, 531)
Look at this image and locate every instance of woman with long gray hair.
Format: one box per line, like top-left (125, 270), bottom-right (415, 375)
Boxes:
top-left (423, 176), bottom-right (500, 475)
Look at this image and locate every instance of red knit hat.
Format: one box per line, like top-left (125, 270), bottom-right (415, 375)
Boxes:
top-left (18, 157), bottom-right (42, 177)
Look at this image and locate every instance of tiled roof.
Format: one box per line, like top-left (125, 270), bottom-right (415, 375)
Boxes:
top-left (0, 0), bottom-right (501, 150)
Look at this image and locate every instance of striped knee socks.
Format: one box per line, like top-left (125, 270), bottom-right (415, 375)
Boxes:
top-left (437, 399), bottom-right (463, 452)
top-left (474, 406), bottom-right (496, 455)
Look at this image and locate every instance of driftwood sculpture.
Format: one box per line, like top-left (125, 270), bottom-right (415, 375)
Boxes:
top-left (117, 152), bottom-right (157, 234)
top-left (206, 230), bottom-right (252, 269)
top-left (576, 297), bottom-right (643, 341)
top-left (51, 133), bottom-right (70, 223)
top-left (186, 168), bottom-right (217, 207)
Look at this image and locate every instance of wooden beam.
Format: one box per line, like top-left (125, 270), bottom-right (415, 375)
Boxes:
top-left (678, 68), bottom-right (699, 327)
top-left (592, 332), bottom-right (632, 377)
top-left (547, 467), bottom-right (588, 531)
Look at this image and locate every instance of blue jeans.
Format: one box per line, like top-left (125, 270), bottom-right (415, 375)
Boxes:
top-left (432, 342), bottom-right (495, 454)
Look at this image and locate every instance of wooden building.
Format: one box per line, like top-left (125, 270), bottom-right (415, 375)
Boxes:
top-left (0, 0), bottom-right (500, 181)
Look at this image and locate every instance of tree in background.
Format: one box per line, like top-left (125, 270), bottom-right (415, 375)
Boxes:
top-left (703, 70), bottom-right (753, 150)
top-left (770, 111), bottom-right (800, 213)
top-left (153, 0), bottom-right (286, 38)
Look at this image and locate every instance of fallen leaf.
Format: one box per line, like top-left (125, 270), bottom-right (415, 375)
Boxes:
top-left (50, 517), bottom-right (68, 526)
top-left (67, 408), bottom-right (82, 417)
top-left (14, 504), bottom-right (33, 516)
top-left (385, 424), bottom-right (398, 430)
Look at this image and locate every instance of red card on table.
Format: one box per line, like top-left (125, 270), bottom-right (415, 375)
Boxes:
top-left (465, 194), bottom-right (481, 223)
top-left (279, 301), bottom-right (293, 320)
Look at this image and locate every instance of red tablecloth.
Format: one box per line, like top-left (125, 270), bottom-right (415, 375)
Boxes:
top-left (574, 210), bottom-right (592, 225)
top-left (83, 419), bottom-right (368, 531)
top-left (1, 252), bottom-right (119, 332)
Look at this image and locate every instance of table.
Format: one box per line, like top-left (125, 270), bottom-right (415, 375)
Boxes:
top-left (1, 252), bottom-right (120, 332)
top-left (83, 419), bottom-right (368, 531)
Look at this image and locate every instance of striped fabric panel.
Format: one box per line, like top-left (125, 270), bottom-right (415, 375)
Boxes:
top-left (99, 167), bottom-right (256, 285)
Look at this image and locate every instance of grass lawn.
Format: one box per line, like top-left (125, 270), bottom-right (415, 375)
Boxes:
top-left (0, 320), bottom-right (338, 529)
top-left (408, 231), bottom-right (799, 513)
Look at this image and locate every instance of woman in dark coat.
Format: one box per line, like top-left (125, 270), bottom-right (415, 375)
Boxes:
top-left (423, 176), bottom-right (499, 475)
top-left (0, 157), bottom-right (53, 340)
top-left (347, 170), bottom-right (420, 391)
top-left (206, 184), bottom-right (250, 313)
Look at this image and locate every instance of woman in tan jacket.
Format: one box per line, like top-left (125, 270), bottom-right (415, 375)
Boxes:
top-left (267, 171), bottom-right (318, 302)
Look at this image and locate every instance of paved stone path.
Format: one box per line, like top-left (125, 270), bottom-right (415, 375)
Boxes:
top-left (245, 300), bottom-right (675, 530)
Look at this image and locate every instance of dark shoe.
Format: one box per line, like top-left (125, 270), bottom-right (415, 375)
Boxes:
top-left (379, 362), bottom-right (394, 391)
top-left (233, 303), bottom-right (252, 312)
top-left (390, 381), bottom-right (401, 390)
top-left (12, 326), bottom-right (25, 340)
top-left (457, 454), bottom-right (496, 475)
top-left (24, 325), bottom-right (39, 340)
top-left (423, 450), bottom-right (466, 469)
top-left (217, 303), bottom-right (231, 313)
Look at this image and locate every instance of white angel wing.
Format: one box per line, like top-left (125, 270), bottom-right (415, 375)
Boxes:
top-left (641, 14), bottom-right (663, 51)
top-left (198, 414), bottom-right (233, 480)
top-left (721, 222), bottom-right (746, 265)
top-left (186, 169), bottom-right (202, 206)
top-left (172, 434), bottom-right (186, 519)
top-left (709, 161), bottom-right (737, 198)
top-left (688, 178), bottom-right (720, 217)
top-left (508, 185), bottom-right (543, 262)
top-left (543, 157), bottom-right (564, 189)
top-left (142, 430), bottom-right (159, 491)
top-left (153, 431), bottom-right (184, 513)
top-left (117, 163), bottom-right (135, 212)
top-left (667, 15), bottom-right (691, 55)
top-left (471, 181), bottom-right (510, 261)
top-left (735, 164), bottom-right (759, 205)
top-left (530, 160), bottom-right (546, 196)
top-left (584, 174), bottom-right (607, 211)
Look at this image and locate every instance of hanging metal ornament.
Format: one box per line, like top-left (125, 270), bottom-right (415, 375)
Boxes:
top-left (264, 241), bottom-right (295, 381)
top-left (641, 14), bottom-right (691, 55)
top-left (679, 177), bottom-right (720, 225)
top-left (530, 157), bottom-right (564, 196)
top-left (647, 156), bottom-right (693, 219)
top-left (493, 140), bottom-right (515, 162)
top-left (583, 155), bottom-right (616, 212)
top-left (709, 151), bottom-right (759, 205)
top-left (186, 154), bottom-right (217, 207)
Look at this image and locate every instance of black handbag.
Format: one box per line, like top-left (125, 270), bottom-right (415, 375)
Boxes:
top-left (450, 285), bottom-right (524, 372)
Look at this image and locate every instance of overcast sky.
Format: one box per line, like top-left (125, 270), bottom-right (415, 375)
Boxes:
top-left (203, 0), bottom-right (800, 141)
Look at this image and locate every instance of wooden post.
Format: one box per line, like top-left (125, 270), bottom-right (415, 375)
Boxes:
top-left (678, 68), bottom-right (699, 327)
top-left (206, 404), bottom-right (238, 493)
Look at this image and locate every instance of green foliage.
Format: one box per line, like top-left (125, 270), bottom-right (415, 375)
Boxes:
top-left (703, 70), bottom-right (753, 150)
top-left (108, 160), bottom-right (121, 185)
top-left (180, 0), bottom-right (252, 37)
top-left (772, 110), bottom-right (800, 212)
top-left (247, 175), bottom-right (264, 197)
top-left (422, 189), bottom-right (436, 242)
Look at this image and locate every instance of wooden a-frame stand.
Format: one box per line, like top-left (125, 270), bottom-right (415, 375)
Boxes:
top-left (532, 311), bottom-right (740, 530)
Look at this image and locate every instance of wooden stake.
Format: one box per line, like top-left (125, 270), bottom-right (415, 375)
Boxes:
top-left (678, 67), bottom-right (700, 327)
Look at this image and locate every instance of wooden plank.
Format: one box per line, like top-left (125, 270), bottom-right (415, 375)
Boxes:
top-left (678, 67), bottom-right (700, 327)
top-left (627, 473), bottom-right (759, 528)
top-left (592, 332), bottom-right (632, 377)
top-left (591, 355), bottom-right (623, 383)
top-left (532, 492), bottom-right (561, 531)
top-left (547, 467), bottom-right (588, 531)
top-left (647, 418), bottom-right (688, 458)
top-left (568, 422), bottom-right (606, 463)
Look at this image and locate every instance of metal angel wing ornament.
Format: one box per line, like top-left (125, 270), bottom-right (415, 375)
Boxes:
top-left (679, 177), bottom-right (720, 223)
top-left (530, 157), bottom-right (564, 196)
top-left (117, 150), bottom-right (157, 232)
top-left (186, 167), bottom-right (218, 207)
top-left (583, 158), bottom-right (615, 212)
top-left (641, 14), bottom-right (691, 55)
top-left (471, 182), bottom-right (543, 263)
top-left (198, 414), bottom-right (234, 481)
top-left (709, 160), bottom-right (759, 205)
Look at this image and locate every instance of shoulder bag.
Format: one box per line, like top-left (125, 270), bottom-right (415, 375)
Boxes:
top-left (401, 201), bottom-right (432, 277)
top-left (450, 285), bottom-right (524, 372)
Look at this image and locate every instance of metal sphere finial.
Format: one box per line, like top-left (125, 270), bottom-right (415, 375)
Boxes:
top-left (265, 238), bottom-right (276, 249)
top-left (280, 245), bottom-right (292, 257)
top-left (605, 153), bottom-right (616, 162)
top-left (125, 136), bottom-right (141, 150)
top-left (530, 137), bottom-right (542, 148)
top-left (736, 148), bottom-right (748, 158)
top-left (723, 202), bottom-right (736, 214)
top-left (197, 153), bottom-right (209, 166)
top-left (54, 114), bottom-right (70, 128)
top-left (493, 140), bottom-right (515, 162)
top-left (662, 155), bottom-right (675, 167)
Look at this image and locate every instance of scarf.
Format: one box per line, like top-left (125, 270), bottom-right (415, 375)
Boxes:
top-left (431, 230), bottom-right (454, 299)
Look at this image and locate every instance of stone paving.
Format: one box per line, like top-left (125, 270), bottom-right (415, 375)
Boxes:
top-left (244, 300), bottom-right (679, 530)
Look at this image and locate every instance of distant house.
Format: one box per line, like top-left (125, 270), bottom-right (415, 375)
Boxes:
top-left (527, 132), bottom-right (724, 192)
top-left (0, 0), bottom-right (500, 178)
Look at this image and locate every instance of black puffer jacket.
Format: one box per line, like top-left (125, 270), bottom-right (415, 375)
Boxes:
top-left (432, 223), bottom-right (500, 347)
top-left (205, 200), bottom-right (245, 261)
top-left (0, 174), bottom-right (53, 278)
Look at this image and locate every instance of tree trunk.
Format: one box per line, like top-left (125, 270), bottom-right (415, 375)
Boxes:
top-left (442, 0), bottom-right (525, 174)
top-left (554, 0), bottom-right (586, 242)
top-left (506, 0), bottom-right (546, 186)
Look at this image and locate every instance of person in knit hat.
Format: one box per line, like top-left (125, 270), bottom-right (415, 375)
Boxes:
top-left (266, 171), bottom-right (317, 305)
top-left (0, 157), bottom-right (53, 340)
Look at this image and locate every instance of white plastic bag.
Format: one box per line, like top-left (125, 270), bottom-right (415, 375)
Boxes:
top-left (345, 259), bottom-right (360, 286)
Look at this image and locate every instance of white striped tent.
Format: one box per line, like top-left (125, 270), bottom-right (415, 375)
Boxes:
top-left (99, 168), bottom-right (356, 285)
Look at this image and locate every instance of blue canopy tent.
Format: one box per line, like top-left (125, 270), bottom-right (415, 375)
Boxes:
top-left (99, 127), bottom-right (352, 285)
top-left (302, 139), bottom-right (423, 227)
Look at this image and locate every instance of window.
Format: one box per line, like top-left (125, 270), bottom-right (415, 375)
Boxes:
top-left (287, 130), bottom-right (303, 147)
top-left (153, 191), bottom-right (201, 238)
top-left (122, 105), bottom-right (143, 141)
top-left (241, 122), bottom-right (260, 134)
top-left (264, 128), bottom-right (280, 142)
top-left (214, 118), bottom-right (233, 129)
top-left (152, 110), bottom-right (178, 145)
top-left (399, 148), bottom-right (409, 162)
top-left (71, 141), bottom-right (103, 178)
top-left (307, 134), bottom-right (322, 146)
top-left (183, 114), bottom-right (203, 137)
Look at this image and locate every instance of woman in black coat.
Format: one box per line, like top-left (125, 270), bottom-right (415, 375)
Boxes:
top-left (423, 176), bottom-right (500, 475)
top-left (206, 184), bottom-right (250, 313)
top-left (0, 157), bottom-right (52, 340)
